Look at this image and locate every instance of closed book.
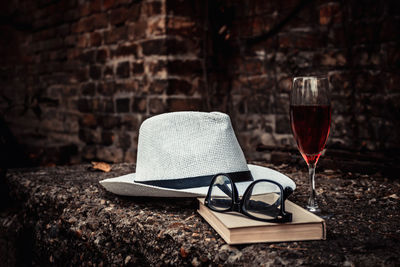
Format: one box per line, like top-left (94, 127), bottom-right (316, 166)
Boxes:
top-left (197, 198), bottom-right (326, 245)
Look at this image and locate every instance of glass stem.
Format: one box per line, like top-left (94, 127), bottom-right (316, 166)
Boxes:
top-left (307, 163), bottom-right (320, 213)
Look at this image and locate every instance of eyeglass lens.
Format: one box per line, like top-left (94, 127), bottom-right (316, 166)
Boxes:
top-left (208, 174), bottom-right (233, 211)
top-left (243, 181), bottom-right (282, 220)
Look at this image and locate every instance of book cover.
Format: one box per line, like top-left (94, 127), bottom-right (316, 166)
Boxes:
top-left (197, 198), bottom-right (326, 244)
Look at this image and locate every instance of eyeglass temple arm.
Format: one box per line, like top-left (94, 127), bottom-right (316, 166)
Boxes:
top-left (216, 183), bottom-right (233, 197)
top-left (283, 187), bottom-right (293, 200)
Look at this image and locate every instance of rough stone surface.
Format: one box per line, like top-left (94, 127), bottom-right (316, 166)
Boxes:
top-left (2, 163), bottom-right (399, 266)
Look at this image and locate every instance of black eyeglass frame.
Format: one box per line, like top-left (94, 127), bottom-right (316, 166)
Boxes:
top-left (205, 173), bottom-right (293, 223)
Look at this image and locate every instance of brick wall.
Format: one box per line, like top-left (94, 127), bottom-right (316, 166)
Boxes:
top-left (203, 0), bottom-right (400, 162)
top-left (0, 0), bottom-right (399, 166)
top-left (0, 0), bottom-right (207, 165)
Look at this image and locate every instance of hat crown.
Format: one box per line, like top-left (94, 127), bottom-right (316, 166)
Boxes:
top-left (135, 112), bottom-right (249, 181)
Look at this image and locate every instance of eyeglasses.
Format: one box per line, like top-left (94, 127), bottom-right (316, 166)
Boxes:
top-left (205, 173), bottom-right (293, 223)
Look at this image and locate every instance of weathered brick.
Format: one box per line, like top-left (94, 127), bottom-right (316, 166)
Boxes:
top-left (79, 128), bottom-right (101, 144)
top-left (81, 82), bottom-right (96, 96)
top-left (387, 73), bottom-right (400, 93)
top-left (275, 94), bottom-right (290, 115)
top-left (149, 98), bottom-right (165, 114)
top-left (132, 62), bottom-right (144, 74)
top-left (78, 98), bottom-right (93, 112)
top-left (76, 67), bottom-right (89, 82)
top-left (114, 0), bottom-right (132, 5)
top-left (104, 65), bottom-right (114, 79)
top-left (82, 145), bottom-right (97, 160)
top-left (57, 24), bottom-right (70, 37)
top-left (386, 43), bottom-right (400, 68)
top-left (89, 65), bottom-right (102, 80)
top-left (49, 50), bottom-right (67, 61)
top-left (77, 34), bottom-right (89, 48)
top-left (91, 13), bottom-right (108, 30)
top-left (124, 148), bottom-right (137, 163)
top-left (380, 18), bottom-right (399, 42)
top-left (319, 3), bottom-right (342, 25)
top-left (248, 94), bottom-right (271, 114)
top-left (98, 82), bottom-right (115, 96)
top-left (118, 132), bottom-right (131, 149)
top-left (116, 98), bottom-right (130, 113)
top-left (150, 79), bottom-right (168, 93)
top-left (147, 17), bottom-right (166, 36)
top-left (166, 0), bottom-right (196, 17)
top-left (80, 50), bottom-right (96, 63)
top-left (38, 97), bottom-right (59, 107)
top-left (132, 96), bottom-right (147, 112)
top-left (90, 0), bottom-right (102, 14)
top-left (42, 38), bottom-right (64, 50)
top-left (115, 81), bottom-right (139, 93)
top-left (110, 7), bottom-right (129, 25)
top-left (144, 1), bottom-right (160, 16)
top-left (79, 2), bottom-right (91, 17)
top-left (103, 0), bottom-right (115, 10)
top-left (65, 35), bottom-right (77, 47)
top-left (80, 114), bottom-right (97, 128)
top-left (128, 21), bottom-right (147, 40)
top-left (96, 146), bottom-right (124, 163)
top-left (238, 59), bottom-right (264, 75)
top-left (104, 26), bottom-right (127, 44)
top-left (279, 33), bottom-right (323, 50)
top-left (127, 3), bottom-right (141, 22)
top-left (354, 71), bottom-right (384, 93)
top-left (101, 131), bottom-right (115, 146)
top-left (168, 60), bottom-right (202, 76)
top-left (97, 115), bottom-right (121, 129)
top-left (72, 17), bottom-right (89, 33)
top-left (275, 115), bottom-right (290, 134)
top-left (100, 98), bottom-right (115, 113)
top-left (96, 48), bottom-right (108, 63)
top-left (166, 17), bottom-right (197, 37)
top-left (114, 44), bottom-right (138, 57)
top-left (166, 78), bottom-right (193, 95)
top-left (64, 9), bottom-right (80, 23)
top-left (67, 48), bottom-right (80, 60)
top-left (35, 28), bottom-right (56, 42)
top-left (90, 32), bottom-right (102, 47)
top-left (166, 98), bottom-right (203, 112)
top-left (116, 61), bottom-right (130, 78)
top-left (148, 60), bottom-right (167, 76)
top-left (141, 38), bottom-right (187, 56)
top-left (121, 115), bottom-right (140, 130)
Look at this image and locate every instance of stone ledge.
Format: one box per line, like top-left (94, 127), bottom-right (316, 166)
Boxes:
top-left (2, 163), bottom-right (400, 266)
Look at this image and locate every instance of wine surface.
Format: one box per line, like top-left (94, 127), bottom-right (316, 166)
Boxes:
top-left (290, 105), bottom-right (331, 165)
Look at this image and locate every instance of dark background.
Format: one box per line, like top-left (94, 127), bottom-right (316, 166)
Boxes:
top-left (0, 0), bottom-right (399, 173)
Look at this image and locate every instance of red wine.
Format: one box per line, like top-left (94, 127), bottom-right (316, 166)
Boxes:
top-left (290, 105), bottom-right (331, 165)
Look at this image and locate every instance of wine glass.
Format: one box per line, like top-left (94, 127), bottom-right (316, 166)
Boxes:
top-left (290, 76), bottom-right (331, 213)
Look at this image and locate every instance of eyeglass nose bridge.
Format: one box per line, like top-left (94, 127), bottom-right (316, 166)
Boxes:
top-left (232, 201), bottom-right (241, 212)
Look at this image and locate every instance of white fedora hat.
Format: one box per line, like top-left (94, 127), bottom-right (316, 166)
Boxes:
top-left (99, 112), bottom-right (296, 197)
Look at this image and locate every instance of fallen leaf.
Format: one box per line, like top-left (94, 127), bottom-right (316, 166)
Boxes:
top-left (180, 247), bottom-right (188, 258)
top-left (91, 162), bottom-right (111, 172)
top-left (387, 194), bottom-right (399, 200)
top-left (168, 222), bottom-right (184, 229)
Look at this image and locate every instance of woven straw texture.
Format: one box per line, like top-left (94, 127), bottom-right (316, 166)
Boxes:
top-left (135, 112), bottom-right (249, 181)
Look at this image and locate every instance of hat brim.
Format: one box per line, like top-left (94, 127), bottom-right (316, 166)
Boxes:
top-left (99, 164), bottom-right (296, 197)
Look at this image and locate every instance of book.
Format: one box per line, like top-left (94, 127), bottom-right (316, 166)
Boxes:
top-left (197, 198), bottom-right (326, 244)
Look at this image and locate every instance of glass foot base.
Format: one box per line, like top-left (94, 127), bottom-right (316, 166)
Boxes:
top-left (306, 205), bottom-right (333, 219)
top-left (306, 205), bottom-right (321, 214)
